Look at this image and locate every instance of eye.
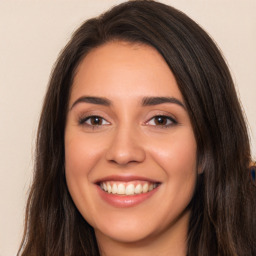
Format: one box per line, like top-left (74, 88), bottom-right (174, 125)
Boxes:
top-left (79, 116), bottom-right (110, 126)
top-left (147, 115), bottom-right (177, 127)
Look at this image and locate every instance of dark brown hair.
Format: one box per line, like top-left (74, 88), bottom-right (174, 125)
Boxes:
top-left (18, 1), bottom-right (255, 255)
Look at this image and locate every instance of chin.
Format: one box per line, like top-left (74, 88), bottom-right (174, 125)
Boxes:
top-left (95, 221), bottom-right (157, 244)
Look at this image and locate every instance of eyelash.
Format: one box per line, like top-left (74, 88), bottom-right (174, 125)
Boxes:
top-left (146, 115), bottom-right (177, 128)
top-left (79, 115), bottom-right (110, 127)
top-left (78, 115), bottom-right (177, 128)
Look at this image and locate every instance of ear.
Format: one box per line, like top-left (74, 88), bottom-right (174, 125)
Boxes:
top-left (196, 153), bottom-right (207, 175)
top-left (197, 160), bottom-right (204, 174)
top-left (197, 166), bottom-right (203, 175)
top-left (250, 161), bottom-right (256, 185)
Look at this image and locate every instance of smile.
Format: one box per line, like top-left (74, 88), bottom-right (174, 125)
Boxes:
top-left (96, 176), bottom-right (161, 207)
top-left (100, 181), bottom-right (160, 196)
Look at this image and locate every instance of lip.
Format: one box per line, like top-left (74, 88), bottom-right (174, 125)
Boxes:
top-left (94, 175), bottom-right (161, 208)
top-left (96, 185), bottom-right (160, 208)
top-left (94, 175), bottom-right (160, 183)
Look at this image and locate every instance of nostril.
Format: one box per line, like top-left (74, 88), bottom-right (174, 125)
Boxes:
top-left (108, 157), bottom-right (136, 165)
top-left (105, 144), bottom-right (146, 165)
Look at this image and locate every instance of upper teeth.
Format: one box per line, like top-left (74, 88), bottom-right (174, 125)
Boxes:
top-left (100, 181), bottom-right (158, 195)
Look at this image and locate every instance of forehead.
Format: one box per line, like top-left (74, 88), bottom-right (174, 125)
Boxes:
top-left (70, 41), bottom-right (183, 104)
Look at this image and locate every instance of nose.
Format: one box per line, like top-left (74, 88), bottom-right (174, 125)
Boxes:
top-left (105, 125), bottom-right (146, 166)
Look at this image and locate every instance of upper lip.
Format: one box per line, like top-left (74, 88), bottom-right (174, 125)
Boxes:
top-left (94, 175), bottom-right (161, 184)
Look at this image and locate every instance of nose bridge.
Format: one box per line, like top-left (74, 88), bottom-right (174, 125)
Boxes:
top-left (105, 122), bottom-right (146, 165)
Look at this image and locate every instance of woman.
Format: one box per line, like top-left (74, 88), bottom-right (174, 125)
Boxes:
top-left (18, 1), bottom-right (255, 255)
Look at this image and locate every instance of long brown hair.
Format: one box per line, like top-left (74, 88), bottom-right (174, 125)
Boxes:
top-left (18, 1), bottom-right (256, 255)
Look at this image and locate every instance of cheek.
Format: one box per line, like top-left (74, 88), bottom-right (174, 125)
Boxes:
top-left (149, 131), bottom-right (197, 175)
top-left (64, 133), bottom-right (101, 200)
top-left (64, 134), bottom-right (104, 224)
top-left (65, 136), bottom-right (88, 196)
top-left (65, 132), bottom-right (105, 176)
top-left (148, 130), bottom-right (197, 202)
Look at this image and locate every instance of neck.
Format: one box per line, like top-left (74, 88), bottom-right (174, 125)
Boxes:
top-left (95, 210), bottom-right (189, 256)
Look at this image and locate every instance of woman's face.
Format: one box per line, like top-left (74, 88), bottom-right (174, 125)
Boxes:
top-left (65, 41), bottom-right (198, 244)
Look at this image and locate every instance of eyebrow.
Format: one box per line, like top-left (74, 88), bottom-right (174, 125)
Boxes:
top-left (70, 96), bottom-right (111, 109)
top-left (70, 96), bottom-right (185, 110)
top-left (142, 96), bottom-right (185, 109)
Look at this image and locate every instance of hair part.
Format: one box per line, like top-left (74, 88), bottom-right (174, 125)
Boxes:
top-left (19, 1), bottom-right (255, 255)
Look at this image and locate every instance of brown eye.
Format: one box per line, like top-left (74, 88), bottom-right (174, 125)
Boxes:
top-left (80, 116), bottom-right (110, 126)
top-left (90, 116), bottom-right (103, 125)
top-left (147, 115), bottom-right (177, 127)
top-left (154, 116), bottom-right (168, 125)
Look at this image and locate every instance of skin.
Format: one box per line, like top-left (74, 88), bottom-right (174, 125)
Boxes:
top-left (65, 41), bottom-right (198, 256)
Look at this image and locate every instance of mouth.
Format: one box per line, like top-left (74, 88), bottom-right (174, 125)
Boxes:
top-left (99, 181), bottom-right (160, 196)
top-left (95, 176), bottom-right (161, 207)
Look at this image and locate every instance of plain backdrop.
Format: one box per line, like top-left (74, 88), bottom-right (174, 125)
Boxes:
top-left (0, 1), bottom-right (255, 255)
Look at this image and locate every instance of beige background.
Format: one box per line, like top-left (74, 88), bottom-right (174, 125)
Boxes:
top-left (0, 1), bottom-right (255, 255)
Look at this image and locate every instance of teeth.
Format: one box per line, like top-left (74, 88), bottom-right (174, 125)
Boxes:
top-left (134, 184), bottom-right (142, 194)
top-left (107, 183), bottom-right (112, 193)
top-left (142, 183), bottom-right (148, 193)
top-left (112, 183), bottom-right (118, 194)
top-left (100, 181), bottom-right (158, 195)
top-left (117, 184), bottom-right (125, 195)
top-left (125, 184), bottom-right (135, 195)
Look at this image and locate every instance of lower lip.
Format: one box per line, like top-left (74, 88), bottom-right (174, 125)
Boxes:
top-left (96, 185), bottom-right (160, 208)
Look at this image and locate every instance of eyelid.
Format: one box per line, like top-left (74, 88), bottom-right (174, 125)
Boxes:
top-left (78, 114), bottom-right (111, 126)
top-left (145, 114), bottom-right (177, 127)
